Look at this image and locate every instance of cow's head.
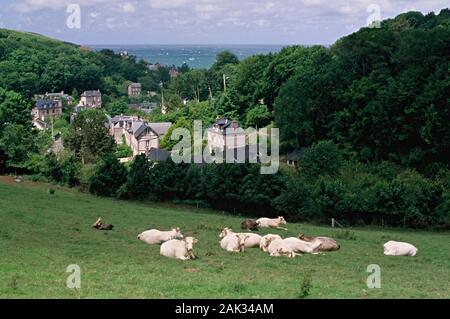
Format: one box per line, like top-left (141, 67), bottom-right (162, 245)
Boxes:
top-left (184, 237), bottom-right (198, 257)
top-left (219, 227), bottom-right (233, 240)
top-left (172, 227), bottom-right (184, 239)
top-left (261, 236), bottom-right (274, 252)
top-left (92, 217), bottom-right (102, 228)
top-left (278, 216), bottom-right (287, 225)
top-left (236, 234), bottom-right (250, 252)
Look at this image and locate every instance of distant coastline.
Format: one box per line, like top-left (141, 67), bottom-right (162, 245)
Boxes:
top-left (87, 44), bottom-right (286, 69)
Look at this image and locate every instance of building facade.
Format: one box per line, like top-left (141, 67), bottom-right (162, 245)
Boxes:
top-left (206, 118), bottom-right (247, 154)
top-left (128, 83), bottom-right (142, 97)
top-left (32, 99), bottom-right (63, 121)
top-left (109, 116), bottom-right (172, 157)
top-left (78, 90), bottom-right (102, 109)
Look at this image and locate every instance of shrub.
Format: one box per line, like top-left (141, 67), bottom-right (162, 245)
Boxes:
top-left (299, 140), bottom-right (342, 178)
top-left (119, 154), bottom-right (152, 200)
top-left (88, 154), bottom-right (127, 197)
top-left (298, 274), bottom-right (312, 299)
top-left (272, 176), bottom-right (315, 221)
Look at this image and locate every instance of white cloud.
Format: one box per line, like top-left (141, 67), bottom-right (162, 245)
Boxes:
top-left (148, 0), bottom-right (190, 9)
top-left (12, 0), bottom-right (117, 13)
top-left (120, 2), bottom-right (136, 13)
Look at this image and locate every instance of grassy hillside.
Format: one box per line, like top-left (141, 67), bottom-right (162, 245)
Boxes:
top-left (0, 176), bottom-right (449, 298)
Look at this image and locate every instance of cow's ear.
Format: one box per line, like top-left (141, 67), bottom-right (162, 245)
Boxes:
top-left (194, 238), bottom-right (199, 244)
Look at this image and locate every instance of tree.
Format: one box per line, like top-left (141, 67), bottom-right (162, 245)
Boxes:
top-left (88, 154), bottom-right (127, 197)
top-left (299, 140), bottom-right (343, 178)
top-left (212, 51), bottom-right (240, 70)
top-left (0, 124), bottom-right (37, 173)
top-left (160, 117), bottom-right (192, 151)
top-left (244, 105), bottom-right (271, 128)
top-left (65, 109), bottom-right (115, 164)
top-left (232, 54), bottom-right (273, 112)
top-left (121, 154), bottom-right (152, 200)
top-left (274, 48), bottom-right (339, 148)
top-left (107, 99), bottom-right (129, 116)
top-left (0, 88), bottom-right (31, 136)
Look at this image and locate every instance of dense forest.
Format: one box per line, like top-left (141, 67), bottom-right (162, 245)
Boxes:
top-left (0, 9), bottom-right (449, 229)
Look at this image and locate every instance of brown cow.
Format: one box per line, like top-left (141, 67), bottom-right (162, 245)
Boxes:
top-left (92, 217), bottom-right (114, 231)
top-left (240, 219), bottom-right (260, 231)
top-left (298, 234), bottom-right (340, 251)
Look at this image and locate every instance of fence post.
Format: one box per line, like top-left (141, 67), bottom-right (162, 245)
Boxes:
top-left (332, 218), bottom-right (335, 228)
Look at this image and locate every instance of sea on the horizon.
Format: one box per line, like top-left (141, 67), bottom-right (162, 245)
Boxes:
top-left (87, 44), bottom-right (286, 69)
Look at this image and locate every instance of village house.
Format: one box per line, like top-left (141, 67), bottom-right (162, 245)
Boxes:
top-left (109, 115), bottom-right (172, 156)
top-left (35, 91), bottom-right (74, 105)
top-left (77, 90), bottom-right (102, 109)
top-left (286, 148), bottom-right (302, 167)
top-left (32, 98), bottom-right (62, 121)
top-left (206, 118), bottom-right (247, 154)
top-left (128, 83), bottom-right (142, 97)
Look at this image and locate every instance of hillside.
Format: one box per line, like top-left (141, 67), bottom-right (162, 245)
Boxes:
top-left (0, 28), bottom-right (151, 99)
top-left (0, 177), bottom-right (449, 298)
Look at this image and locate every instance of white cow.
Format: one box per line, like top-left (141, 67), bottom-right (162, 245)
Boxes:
top-left (260, 234), bottom-right (283, 252)
top-left (267, 237), bottom-right (322, 257)
top-left (220, 232), bottom-right (250, 252)
top-left (298, 234), bottom-right (340, 252)
top-left (383, 241), bottom-right (418, 256)
top-left (219, 228), bottom-right (262, 248)
top-left (256, 217), bottom-right (288, 230)
top-left (137, 227), bottom-right (183, 244)
top-left (160, 237), bottom-right (198, 260)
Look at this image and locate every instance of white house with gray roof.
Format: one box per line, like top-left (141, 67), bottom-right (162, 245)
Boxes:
top-left (109, 115), bottom-right (172, 156)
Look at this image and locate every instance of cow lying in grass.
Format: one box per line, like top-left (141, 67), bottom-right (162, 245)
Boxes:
top-left (383, 241), bottom-right (418, 256)
top-left (240, 219), bottom-right (260, 231)
top-left (92, 217), bottom-right (114, 231)
top-left (220, 231), bottom-right (251, 252)
top-left (160, 237), bottom-right (198, 260)
top-left (260, 234), bottom-right (282, 252)
top-left (256, 216), bottom-right (288, 230)
top-left (219, 228), bottom-right (262, 248)
top-left (138, 227), bottom-right (183, 244)
top-left (298, 234), bottom-right (340, 252)
top-left (261, 237), bottom-right (322, 257)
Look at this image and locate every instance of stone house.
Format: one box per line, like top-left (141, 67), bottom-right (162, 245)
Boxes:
top-left (128, 83), bottom-right (142, 97)
top-left (109, 115), bottom-right (172, 156)
top-left (32, 99), bottom-right (62, 121)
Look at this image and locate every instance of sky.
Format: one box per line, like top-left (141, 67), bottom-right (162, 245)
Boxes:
top-left (0, 0), bottom-right (448, 45)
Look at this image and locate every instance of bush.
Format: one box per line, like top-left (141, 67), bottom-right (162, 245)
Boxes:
top-left (272, 176), bottom-right (314, 222)
top-left (298, 274), bottom-right (313, 299)
top-left (115, 144), bottom-right (133, 159)
top-left (299, 140), bottom-right (342, 178)
top-left (119, 154), bottom-right (152, 200)
top-left (88, 154), bottom-right (127, 197)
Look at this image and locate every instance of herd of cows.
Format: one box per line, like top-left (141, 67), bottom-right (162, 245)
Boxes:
top-left (92, 216), bottom-right (419, 260)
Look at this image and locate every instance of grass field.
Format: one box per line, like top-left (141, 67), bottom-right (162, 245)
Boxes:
top-left (0, 176), bottom-right (449, 299)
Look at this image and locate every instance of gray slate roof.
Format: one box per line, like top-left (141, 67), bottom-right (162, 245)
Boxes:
top-left (148, 122), bottom-right (172, 136)
top-left (36, 99), bottom-right (59, 109)
top-left (81, 90), bottom-right (101, 97)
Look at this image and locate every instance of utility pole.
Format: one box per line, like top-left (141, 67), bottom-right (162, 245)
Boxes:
top-left (51, 117), bottom-right (54, 141)
top-left (160, 81), bottom-right (166, 114)
top-left (223, 74), bottom-right (227, 94)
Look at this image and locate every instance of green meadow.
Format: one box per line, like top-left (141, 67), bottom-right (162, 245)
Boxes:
top-left (0, 177), bottom-right (449, 299)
